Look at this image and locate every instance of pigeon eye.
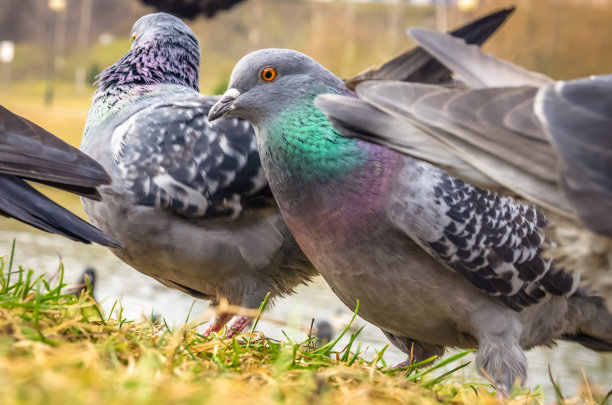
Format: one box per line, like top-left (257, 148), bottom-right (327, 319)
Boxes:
top-left (261, 67), bottom-right (277, 82)
top-left (131, 32), bottom-right (138, 42)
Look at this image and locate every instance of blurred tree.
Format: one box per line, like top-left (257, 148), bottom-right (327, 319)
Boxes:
top-left (140, 0), bottom-right (247, 19)
top-left (87, 62), bottom-right (101, 86)
top-left (0, 0), bottom-right (141, 45)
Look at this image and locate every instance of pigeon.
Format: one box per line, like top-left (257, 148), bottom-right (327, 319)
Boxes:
top-left (314, 319), bottom-right (333, 345)
top-left (208, 48), bottom-right (612, 391)
top-left (140, 0), bottom-right (247, 19)
top-left (65, 267), bottom-right (97, 298)
top-left (0, 105), bottom-right (120, 247)
top-left (80, 13), bottom-right (315, 336)
top-left (323, 28), bottom-right (612, 238)
top-left (79, 10), bottom-right (510, 336)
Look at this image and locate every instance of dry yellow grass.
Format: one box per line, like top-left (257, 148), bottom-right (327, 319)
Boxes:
top-left (1, 253), bottom-right (610, 405)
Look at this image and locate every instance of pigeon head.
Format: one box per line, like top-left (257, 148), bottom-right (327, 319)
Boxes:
top-left (208, 49), bottom-right (353, 124)
top-left (208, 49), bottom-right (366, 185)
top-left (129, 12), bottom-right (197, 50)
top-left (96, 12), bottom-right (200, 93)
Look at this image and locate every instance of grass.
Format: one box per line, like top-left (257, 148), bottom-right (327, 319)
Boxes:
top-left (1, 245), bottom-right (610, 405)
top-left (2, 0), bottom-right (611, 220)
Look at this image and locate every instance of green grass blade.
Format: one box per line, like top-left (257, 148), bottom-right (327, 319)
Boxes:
top-left (249, 292), bottom-right (271, 334)
top-left (315, 300), bottom-right (359, 356)
top-left (407, 349), bottom-right (474, 382)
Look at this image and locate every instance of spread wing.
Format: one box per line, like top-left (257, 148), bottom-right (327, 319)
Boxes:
top-left (314, 93), bottom-right (501, 190)
top-left (113, 95), bottom-right (270, 218)
top-left (388, 161), bottom-right (580, 311)
top-left (0, 105), bottom-right (119, 246)
top-left (0, 105), bottom-right (111, 199)
top-left (359, 82), bottom-right (573, 215)
top-left (316, 83), bottom-right (574, 218)
top-left (0, 174), bottom-right (120, 247)
top-left (537, 75), bottom-right (612, 236)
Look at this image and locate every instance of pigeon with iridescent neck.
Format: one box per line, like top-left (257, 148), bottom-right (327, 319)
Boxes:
top-left (80, 13), bottom-right (316, 337)
top-left (208, 48), bottom-right (612, 390)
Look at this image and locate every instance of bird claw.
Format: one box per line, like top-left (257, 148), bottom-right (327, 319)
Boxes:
top-left (495, 384), bottom-right (509, 401)
top-left (394, 359), bottom-right (413, 369)
top-left (224, 315), bottom-right (252, 339)
top-left (202, 312), bottom-right (232, 337)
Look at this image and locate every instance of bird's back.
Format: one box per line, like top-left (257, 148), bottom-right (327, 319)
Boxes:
top-left (81, 84), bottom-right (314, 302)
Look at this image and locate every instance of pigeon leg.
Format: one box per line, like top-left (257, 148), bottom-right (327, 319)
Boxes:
top-left (224, 315), bottom-right (253, 338)
top-left (381, 330), bottom-right (445, 368)
top-left (475, 319), bottom-right (527, 392)
top-left (202, 312), bottom-right (232, 336)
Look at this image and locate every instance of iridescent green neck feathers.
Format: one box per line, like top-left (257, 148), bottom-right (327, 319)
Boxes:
top-left (260, 96), bottom-right (367, 183)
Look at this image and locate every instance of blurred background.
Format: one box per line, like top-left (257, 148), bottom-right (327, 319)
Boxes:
top-left (1, 0), bottom-right (611, 397)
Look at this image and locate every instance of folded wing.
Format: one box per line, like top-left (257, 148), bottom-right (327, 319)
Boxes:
top-left (113, 95), bottom-right (270, 219)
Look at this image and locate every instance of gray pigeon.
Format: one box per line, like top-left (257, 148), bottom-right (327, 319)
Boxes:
top-left (208, 48), bottom-right (612, 391)
top-left (65, 267), bottom-right (97, 298)
top-left (80, 13), bottom-right (315, 336)
top-left (0, 105), bottom-right (119, 247)
top-left (314, 319), bottom-right (333, 345)
top-left (324, 28), bottom-right (612, 238)
top-left (79, 11), bottom-right (510, 336)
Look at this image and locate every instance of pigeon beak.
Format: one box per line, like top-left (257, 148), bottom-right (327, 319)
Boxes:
top-left (208, 88), bottom-right (242, 122)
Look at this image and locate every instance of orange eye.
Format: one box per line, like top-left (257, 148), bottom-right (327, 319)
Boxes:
top-left (261, 67), bottom-right (277, 82)
top-left (131, 32), bottom-right (138, 42)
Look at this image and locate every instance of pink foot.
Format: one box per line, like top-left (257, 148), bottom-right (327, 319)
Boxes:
top-left (394, 360), bottom-right (413, 369)
top-left (202, 312), bottom-right (232, 337)
top-left (496, 385), bottom-right (509, 400)
top-left (224, 315), bottom-right (252, 338)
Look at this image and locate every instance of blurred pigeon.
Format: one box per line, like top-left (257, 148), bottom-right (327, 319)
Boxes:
top-left (65, 267), bottom-right (97, 298)
top-left (0, 105), bottom-right (120, 247)
top-left (81, 13), bottom-right (316, 337)
top-left (314, 319), bottom-right (333, 345)
top-left (79, 9), bottom-right (510, 337)
top-left (330, 28), bottom-right (612, 237)
top-left (141, 0), bottom-right (247, 19)
top-left (208, 48), bottom-right (612, 391)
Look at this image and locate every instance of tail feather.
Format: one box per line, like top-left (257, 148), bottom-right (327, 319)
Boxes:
top-left (0, 174), bottom-right (121, 248)
top-left (0, 105), bottom-right (111, 192)
top-left (564, 333), bottom-right (612, 352)
top-left (563, 294), bottom-right (612, 352)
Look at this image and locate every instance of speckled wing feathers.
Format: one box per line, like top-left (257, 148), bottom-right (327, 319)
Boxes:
top-left (114, 95), bottom-right (267, 218)
top-left (389, 161), bottom-right (579, 311)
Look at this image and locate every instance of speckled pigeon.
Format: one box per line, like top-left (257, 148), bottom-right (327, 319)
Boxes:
top-left (80, 13), bottom-right (316, 336)
top-left (327, 28), bottom-right (612, 238)
top-left (0, 105), bottom-right (119, 247)
top-left (79, 10), bottom-right (511, 336)
top-left (208, 48), bottom-right (612, 390)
